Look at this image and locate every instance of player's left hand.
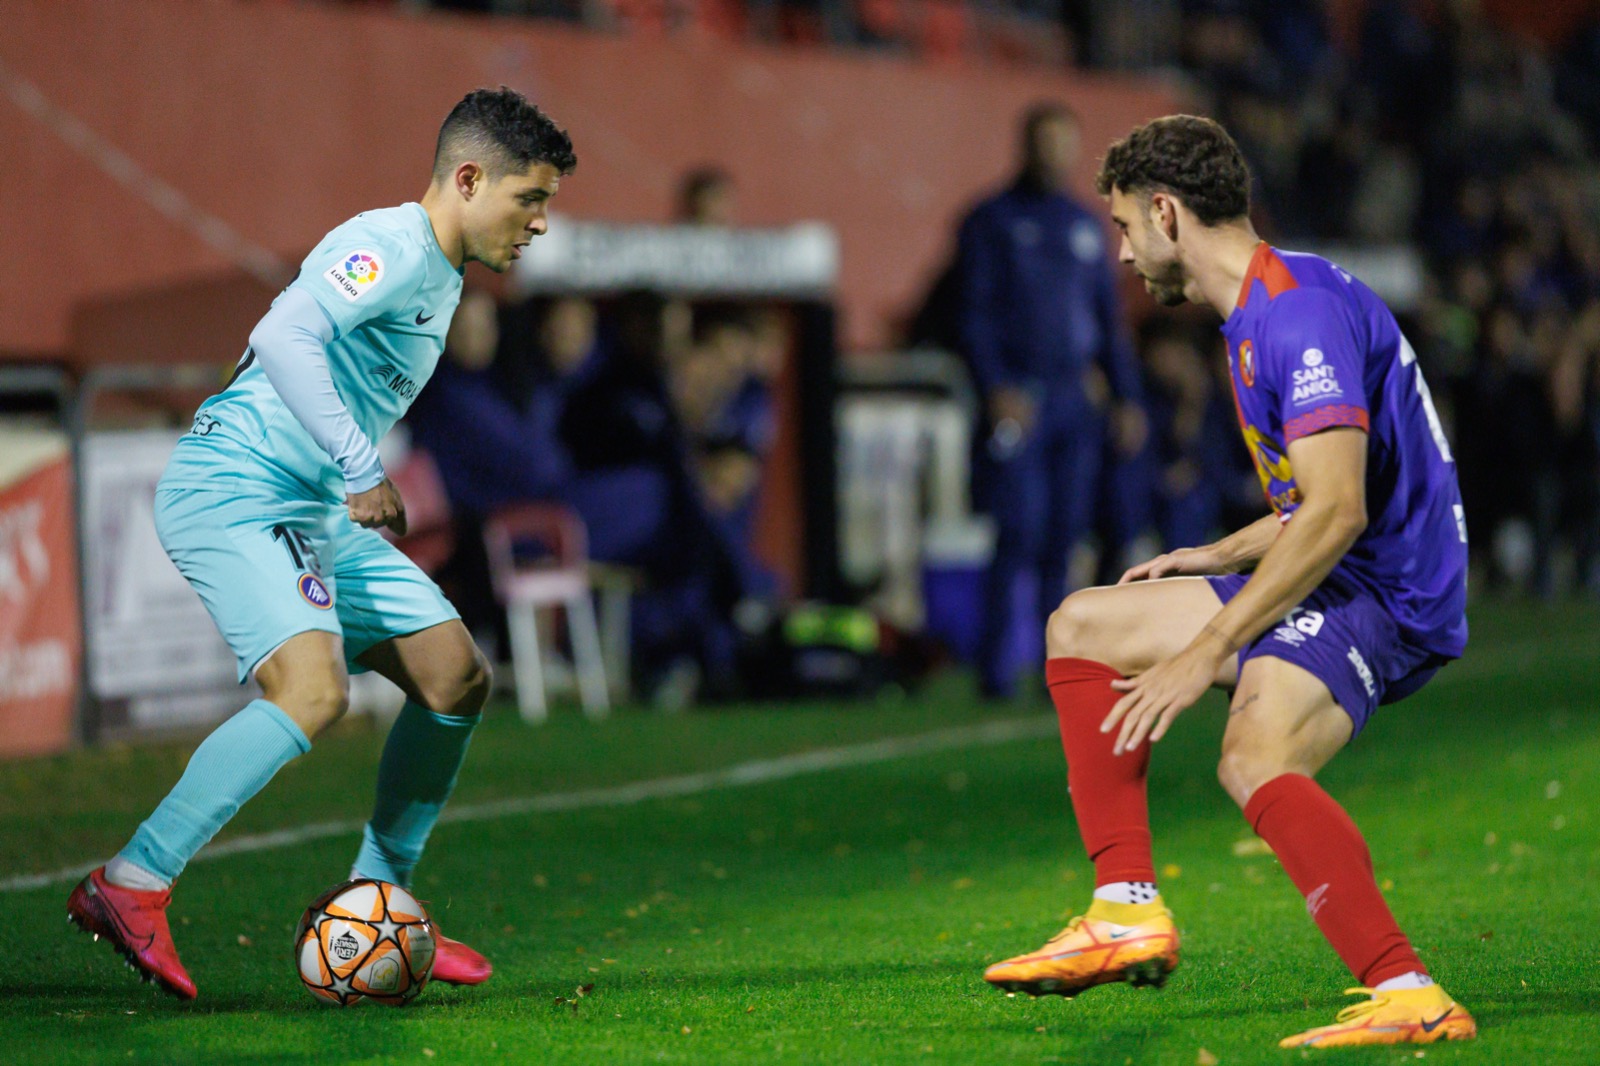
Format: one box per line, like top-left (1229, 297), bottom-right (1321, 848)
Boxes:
top-left (348, 478), bottom-right (407, 535)
top-left (1102, 644), bottom-right (1223, 756)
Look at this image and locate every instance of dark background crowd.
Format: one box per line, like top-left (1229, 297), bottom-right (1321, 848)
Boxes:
top-left (376, 0), bottom-right (1600, 704)
top-left (1176, 0), bottom-right (1600, 599)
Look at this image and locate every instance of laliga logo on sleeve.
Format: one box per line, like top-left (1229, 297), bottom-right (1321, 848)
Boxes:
top-left (324, 250), bottom-right (384, 302)
top-left (1238, 340), bottom-right (1256, 387)
top-left (298, 573), bottom-right (333, 610)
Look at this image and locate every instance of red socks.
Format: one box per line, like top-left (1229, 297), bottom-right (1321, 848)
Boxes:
top-left (1046, 657), bottom-right (1155, 885)
top-left (1045, 657), bottom-right (1422, 986)
top-left (1245, 773), bottom-right (1426, 987)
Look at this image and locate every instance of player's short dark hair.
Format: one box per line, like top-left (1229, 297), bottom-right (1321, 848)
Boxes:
top-left (1096, 115), bottom-right (1249, 226)
top-left (433, 87), bottom-right (577, 183)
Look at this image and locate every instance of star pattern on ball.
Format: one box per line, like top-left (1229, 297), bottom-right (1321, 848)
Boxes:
top-left (297, 880), bottom-right (434, 1006)
top-left (373, 915), bottom-right (403, 945)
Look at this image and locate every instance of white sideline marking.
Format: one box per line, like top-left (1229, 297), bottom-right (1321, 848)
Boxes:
top-left (0, 716), bottom-right (1058, 895)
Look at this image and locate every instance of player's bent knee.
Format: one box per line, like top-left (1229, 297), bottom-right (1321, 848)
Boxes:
top-left (266, 675), bottom-right (349, 738)
top-left (417, 646), bottom-right (492, 717)
top-left (460, 648), bottom-right (493, 714)
top-left (1045, 591), bottom-right (1100, 661)
top-left (1216, 736), bottom-right (1297, 809)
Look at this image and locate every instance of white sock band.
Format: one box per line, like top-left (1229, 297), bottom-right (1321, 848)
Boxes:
top-left (1093, 880), bottom-right (1159, 905)
top-left (105, 855), bottom-right (171, 892)
top-left (1375, 972), bottom-right (1435, 992)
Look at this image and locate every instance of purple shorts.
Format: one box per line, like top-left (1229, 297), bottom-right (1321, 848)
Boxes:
top-left (1206, 573), bottom-right (1449, 737)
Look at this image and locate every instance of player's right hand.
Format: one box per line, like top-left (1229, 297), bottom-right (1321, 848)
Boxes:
top-left (1118, 545), bottom-right (1226, 584)
top-left (347, 478), bottom-right (407, 535)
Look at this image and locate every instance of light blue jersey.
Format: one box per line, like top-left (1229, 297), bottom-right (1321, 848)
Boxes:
top-left (166, 203), bottom-right (463, 503)
top-left (155, 203), bottom-right (465, 680)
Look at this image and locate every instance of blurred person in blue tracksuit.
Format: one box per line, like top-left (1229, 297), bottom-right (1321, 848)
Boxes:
top-left (559, 292), bottom-right (770, 700)
top-left (1128, 320), bottom-right (1241, 553)
top-left (412, 290), bottom-right (766, 699)
top-left (673, 307), bottom-right (779, 597)
top-left (955, 102), bottom-right (1146, 698)
top-left (405, 290), bottom-right (577, 649)
top-left (409, 291), bottom-right (590, 519)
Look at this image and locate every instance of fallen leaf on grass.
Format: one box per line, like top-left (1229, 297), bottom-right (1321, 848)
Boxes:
top-left (1197, 1049), bottom-right (1219, 1066)
top-left (553, 983), bottom-right (597, 1014)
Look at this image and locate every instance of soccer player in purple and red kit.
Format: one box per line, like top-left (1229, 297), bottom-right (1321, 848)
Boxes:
top-left (982, 116), bottom-right (1478, 1048)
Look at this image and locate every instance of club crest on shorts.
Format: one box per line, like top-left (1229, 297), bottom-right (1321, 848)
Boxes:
top-left (298, 573), bottom-right (333, 609)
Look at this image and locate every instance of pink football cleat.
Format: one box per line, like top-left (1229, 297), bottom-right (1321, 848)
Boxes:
top-left (430, 932), bottom-right (493, 985)
top-left (67, 866), bottom-right (198, 1000)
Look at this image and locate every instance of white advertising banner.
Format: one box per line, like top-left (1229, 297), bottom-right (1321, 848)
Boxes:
top-left (513, 219), bottom-right (839, 297)
top-left (81, 430), bottom-right (240, 726)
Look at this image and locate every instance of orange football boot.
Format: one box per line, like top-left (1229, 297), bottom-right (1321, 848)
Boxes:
top-left (1279, 985), bottom-right (1477, 1048)
top-left (983, 896), bottom-right (1179, 997)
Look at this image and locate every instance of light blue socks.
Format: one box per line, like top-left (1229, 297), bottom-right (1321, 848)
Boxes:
top-left (116, 699), bottom-right (311, 885)
top-left (352, 701), bottom-right (479, 889)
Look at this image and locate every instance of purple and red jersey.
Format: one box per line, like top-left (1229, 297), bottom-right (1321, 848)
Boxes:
top-left (1221, 244), bottom-right (1468, 659)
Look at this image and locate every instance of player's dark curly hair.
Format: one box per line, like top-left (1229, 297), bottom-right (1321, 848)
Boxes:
top-left (433, 87), bottom-right (577, 182)
top-left (1095, 115), bottom-right (1249, 226)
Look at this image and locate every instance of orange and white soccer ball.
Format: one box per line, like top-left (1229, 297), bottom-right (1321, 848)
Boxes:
top-left (294, 878), bottom-right (436, 1006)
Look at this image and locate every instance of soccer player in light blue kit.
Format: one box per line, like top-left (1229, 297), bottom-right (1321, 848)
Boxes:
top-left (67, 88), bottom-right (576, 999)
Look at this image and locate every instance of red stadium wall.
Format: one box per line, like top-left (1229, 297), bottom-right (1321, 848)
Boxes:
top-left (0, 0), bottom-right (1179, 362)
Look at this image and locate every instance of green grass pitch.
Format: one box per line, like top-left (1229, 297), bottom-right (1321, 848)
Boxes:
top-left (0, 600), bottom-right (1595, 1064)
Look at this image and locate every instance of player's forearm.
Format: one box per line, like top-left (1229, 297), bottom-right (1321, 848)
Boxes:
top-left (1207, 513), bottom-right (1283, 572)
top-left (1198, 502), bottom-right (1365, 654)
top-left (249, 288), bottom-right (386, 494)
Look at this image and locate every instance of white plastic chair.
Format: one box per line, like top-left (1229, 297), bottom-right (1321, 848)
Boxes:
top-left (483, 503), bottom-right (610, 722)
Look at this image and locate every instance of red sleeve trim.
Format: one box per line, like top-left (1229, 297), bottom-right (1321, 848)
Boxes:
top-left (1284, 405), bottom-right (1370, 442)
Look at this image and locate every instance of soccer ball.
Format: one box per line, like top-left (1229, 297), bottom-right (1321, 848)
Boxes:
top-left (294, 878), bottom-right (436, 1006)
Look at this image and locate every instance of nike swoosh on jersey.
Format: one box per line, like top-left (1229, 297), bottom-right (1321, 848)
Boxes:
top-left (415, 310), bottom-right (435, 325)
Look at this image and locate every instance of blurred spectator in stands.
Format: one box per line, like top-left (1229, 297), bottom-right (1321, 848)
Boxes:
top-left (953, 101), bottom-right (1143, 698)
top-left (1460, 303), bottom-right (1555, 591)
top-left (1540, 300), bottom-right (1600, 595)
top-left (671, 307), bottom-right (779, 596)
top-left (676, 166), bottom-right (737, 226)
top-left (406, 289), bottom-right (574, 651)
top-left (1129, 320), bottom-right (1237, 552)
top-left (1556, 11), bottom-right (1600, 151)
top-left (410, 291), bottom-right (574, 517)
top-left (559, 292), bottom-right (766, 701)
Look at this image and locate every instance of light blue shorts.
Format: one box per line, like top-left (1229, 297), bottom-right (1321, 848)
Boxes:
top-left (153, 484), bottom-right (459, 683)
